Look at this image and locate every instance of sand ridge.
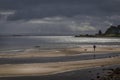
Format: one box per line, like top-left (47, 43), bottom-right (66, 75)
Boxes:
top-left (0, 57), bottom-right (119, 77)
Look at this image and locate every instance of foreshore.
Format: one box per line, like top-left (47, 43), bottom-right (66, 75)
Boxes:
top-left (0, 57), bottom-right (119, 77)
top-left (0, 47), bottom-right (120, 58)
top-left (0, 47), bottom-right (119, 77)
top-left (0, 64), bottom-right (119, 80)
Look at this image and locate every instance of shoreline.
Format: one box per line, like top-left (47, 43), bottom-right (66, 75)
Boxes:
top-left (0, 47), bottom-right (120, 58)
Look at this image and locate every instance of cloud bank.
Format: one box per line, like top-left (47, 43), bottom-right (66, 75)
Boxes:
top-left (0, 0), bottom-right (120, 35)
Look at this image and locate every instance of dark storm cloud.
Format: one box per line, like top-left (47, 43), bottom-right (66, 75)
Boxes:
top-left (0, 0), bottom-right (119, 20)
top-left (0, 0), bottom-right (120, 35)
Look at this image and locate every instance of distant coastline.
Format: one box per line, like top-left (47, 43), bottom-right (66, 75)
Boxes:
top-left (75, 25), bottom-right (120, 37)
top-left (0, 25), bottom-right (120, 38)
top-left (74, 35), bottom-right (120, 38)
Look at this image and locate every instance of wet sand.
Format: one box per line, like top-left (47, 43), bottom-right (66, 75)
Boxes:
top-left (0, 64), bottom-right (119, 80)
top-left (0, 47), bottom-right (120, 58)
top-left (0, 57), bottom-right (119, 77)
top-left (0, 47), bottom-right (119, 78)
top-left (0, 52), bottom-right (119, 64)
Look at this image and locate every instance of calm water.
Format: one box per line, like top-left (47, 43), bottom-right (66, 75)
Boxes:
top-left (0, 36), bottom-right (120, 50)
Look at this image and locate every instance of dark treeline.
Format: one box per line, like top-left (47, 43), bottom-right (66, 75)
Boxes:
top-left (75, 25), bottom-right (120, 37)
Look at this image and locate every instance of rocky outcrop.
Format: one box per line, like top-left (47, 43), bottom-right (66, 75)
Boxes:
top-left (105, 25), bottom-right (120, 34)
top-left (104, 25), bottom-right (120, 37)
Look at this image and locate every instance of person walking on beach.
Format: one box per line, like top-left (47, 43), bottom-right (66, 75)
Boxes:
top-left (93, 45), bottom-right (96, 59)
top-left (93, 45), bottom-right (96, 52)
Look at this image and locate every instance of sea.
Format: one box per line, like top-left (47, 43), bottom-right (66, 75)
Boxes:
top-left (0, 36), bottom-right (120, 51)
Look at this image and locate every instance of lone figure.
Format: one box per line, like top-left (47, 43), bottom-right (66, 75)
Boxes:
top-left (93, 45), bottom-right (96, 52)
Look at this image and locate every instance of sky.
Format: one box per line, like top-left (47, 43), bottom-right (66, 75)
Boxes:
top-left (0, 0), bottom-right (120, 35)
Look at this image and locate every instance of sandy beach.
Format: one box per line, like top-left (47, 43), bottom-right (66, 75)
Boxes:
top-left (0, 47), bottom-right (119, 77)
top-left (0, 56), bottom-right (119, 77)
top-left (0, 47), bottom-right (120, 58)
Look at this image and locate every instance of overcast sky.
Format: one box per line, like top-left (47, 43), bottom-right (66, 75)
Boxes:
top-left (0, 0), bottom-right (120, 35)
